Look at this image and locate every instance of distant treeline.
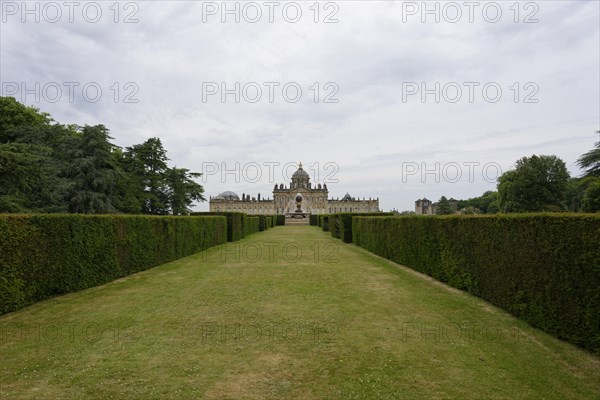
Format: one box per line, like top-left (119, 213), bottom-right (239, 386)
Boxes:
top-left (417, 142), bottom-right (600, 215)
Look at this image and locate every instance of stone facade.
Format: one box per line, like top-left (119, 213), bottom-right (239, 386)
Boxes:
top-left (415, 197), bottom-right (459, 214)
top-left (415, 198), bottom-right (435, 214)
top-left (210, 163), bottom-right (380, 215)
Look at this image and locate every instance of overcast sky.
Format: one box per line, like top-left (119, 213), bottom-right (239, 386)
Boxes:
top-left (1, 0), bottom-right (599, 211)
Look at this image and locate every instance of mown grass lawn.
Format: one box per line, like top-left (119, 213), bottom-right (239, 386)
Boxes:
top-left (1, 226), bottom-right (598, 399)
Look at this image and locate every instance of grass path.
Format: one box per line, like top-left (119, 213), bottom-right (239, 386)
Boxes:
top-left (1, 226), bottom-right (599, 399)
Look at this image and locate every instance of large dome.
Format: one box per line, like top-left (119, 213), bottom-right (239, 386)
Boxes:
top-left (214, 191), bottom-right (240, 200)
top-left (292, 162), bottom-right (309, 179)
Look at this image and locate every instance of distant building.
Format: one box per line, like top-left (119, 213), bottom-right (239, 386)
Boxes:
top-left (209, 162), bottom-right (380, 215)
top-left (415, 198), bottom-right (434, 214)
top-left (415, 197), bottom-right (459, 215)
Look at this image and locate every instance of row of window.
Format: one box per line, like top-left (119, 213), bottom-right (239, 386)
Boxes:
top-left (212, 206), bottom-right (376, 214)
top-left (275, 196), bottom-right (326, 204)
top-left (329, 207), bottom-right (375, 213)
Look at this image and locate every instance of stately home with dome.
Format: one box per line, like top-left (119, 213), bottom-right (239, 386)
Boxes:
top-left (209, 163), bottom-right (380, 216)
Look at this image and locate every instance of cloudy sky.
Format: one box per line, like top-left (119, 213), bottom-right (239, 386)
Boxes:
top-left (1, 0), bottom-right (599, 211)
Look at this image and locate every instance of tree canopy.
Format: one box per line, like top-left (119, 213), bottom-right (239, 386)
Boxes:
top-left (436, 196), bottom-right (454, 215)
top-left (497, 155), bottom-right (570, 212)
top-left (577, 136), bottom-right (600, 178)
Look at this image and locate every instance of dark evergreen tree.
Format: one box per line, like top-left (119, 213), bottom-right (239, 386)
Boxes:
top-left (123, 138), bottom-right (170, 214)
top-left (166, 167), bottom-right (205, 215)
top-left (64, 125), bottom-right (119, 214)
top-left (436, 196), bottom-right (453, 215)
top-left (577, 136), bottom-right (600, 178)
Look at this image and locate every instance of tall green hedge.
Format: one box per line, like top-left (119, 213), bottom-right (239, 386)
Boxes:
top-left (275, 215), bottom-right (285, 226)
top-left (258, 215), bottom-right (274, 231)
top-left (191, 212), bottom-right (243, 241)
top-left (258, 215), bottom-right (267, 231)
top-left (352, 214), bottom-right (600, 353)
top-left (245, 216), bottom-right (260, 236)
top-left (0, 214), bottom-right (227, 315)
top-left (330, 214), bottom-right (341, 238)
top-left (309, 215), bottom-right (318, 226)
top-left (337, 212), bottom-right (394, 243)
top-left (320, 215), bottom-right (330, 231)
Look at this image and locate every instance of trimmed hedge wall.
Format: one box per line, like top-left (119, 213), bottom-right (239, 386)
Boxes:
top-left (320, 215), bottom-right (330, 231)
top-left (309, 215), bottom-right (318, 226)
top-left (275, 215), bottom-right (285, 226)
top-left (245, 216), bottom-right (260, 236)
top-left (258, 215), bottom-right (268, 231)
top-left (330, 214), bottom-right (341, 238)
top-left (0, 214), bottom-right (227, 315)
top-left (337, 212), bottom-right (394, 243)
top-left (352, 214), bottom-right (600, 353)
top-left (191, 212), bottom-right (243, 242)
top-left (257, 215), bottom-right (274, 231)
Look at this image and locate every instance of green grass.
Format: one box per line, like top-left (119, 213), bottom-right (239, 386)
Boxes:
top-left (1, 226), bottom-right (599, 399)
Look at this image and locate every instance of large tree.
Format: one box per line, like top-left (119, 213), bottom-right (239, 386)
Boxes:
top-left (64, 125), bottom-right (119, 214)
top-left (0, 97), bottom-right (70, 212)
top-left (166, 167), bottom-right (205, 215)
top-left (112, 147), bottom-right (143, 214)
top-left (0, 143), bottom-right (49, 212)
top-left (123, 138), bottom-right (170, 214)
top-left (497, 155), bottom-right (570, 212)
top-left (581, 179), bottom-right (600, 212)
top-left (0, 97), bottom-right (51, 143)
top-left (577, 134), bottom-right (600, 178)
top-left (565, 177), bottom-right (585, 212)
top-left (436, 196), bottom-right (454, 215)
top-left (569, 137), bottom-right (600, 212)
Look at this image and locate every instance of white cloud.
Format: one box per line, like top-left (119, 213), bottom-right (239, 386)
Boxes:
top-left (1, 0), bottom-right (598, 212)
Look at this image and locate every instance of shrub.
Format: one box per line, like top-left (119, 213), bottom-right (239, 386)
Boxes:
top-left (0, 214), bottom-right (227, 314)
top-left (309, 215), bottom-right (318, 226)
top-left (352, 214), bottom-right (600, 353)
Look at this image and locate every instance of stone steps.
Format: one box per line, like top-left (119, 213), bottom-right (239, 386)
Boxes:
top-left (285, 219), bottom-right (310, 226)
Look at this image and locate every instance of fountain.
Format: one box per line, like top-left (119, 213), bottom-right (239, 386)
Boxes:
top-left (287, 193), bottom-right (309, 220)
